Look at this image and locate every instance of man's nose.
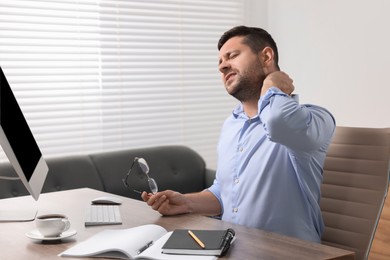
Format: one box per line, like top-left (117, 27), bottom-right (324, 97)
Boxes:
top-left (218, 60), bottom-right (230, 74)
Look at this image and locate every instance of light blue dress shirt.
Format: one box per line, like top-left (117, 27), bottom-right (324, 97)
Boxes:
top-left (208, 87), bottom-right (335, 243)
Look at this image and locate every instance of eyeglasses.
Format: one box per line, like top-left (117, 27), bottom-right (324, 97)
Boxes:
top-left (122, 157), bottom-right (158, 194)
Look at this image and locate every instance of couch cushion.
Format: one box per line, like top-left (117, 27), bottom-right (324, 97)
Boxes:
top-left (90, 146), bottom-right (206, 200)
top-left (43, 155), bottom-right (105, 193)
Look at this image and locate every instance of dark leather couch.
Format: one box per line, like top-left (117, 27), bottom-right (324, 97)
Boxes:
top-left (0, 146), bottom-right (216, 200)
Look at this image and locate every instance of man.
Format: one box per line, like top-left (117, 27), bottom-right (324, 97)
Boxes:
top-left (142, 26), bottom-right (335, 243)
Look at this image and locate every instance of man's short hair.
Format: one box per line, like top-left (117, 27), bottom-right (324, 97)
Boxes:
top-left (218, 25), bottom-right (280, 69)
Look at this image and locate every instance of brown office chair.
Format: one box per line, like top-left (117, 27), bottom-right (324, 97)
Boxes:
top-left (320, 126), bottom-right (390, 260)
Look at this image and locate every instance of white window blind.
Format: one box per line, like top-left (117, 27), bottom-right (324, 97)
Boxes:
top-left (0, 0), bottom-right (243, 169)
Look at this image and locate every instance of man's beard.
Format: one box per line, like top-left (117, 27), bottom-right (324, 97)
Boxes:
top-left (229, 68), bottom-right (265, 102)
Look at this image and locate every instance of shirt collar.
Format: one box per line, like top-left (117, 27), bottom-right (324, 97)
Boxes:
top-left (232, 102), bottom-right (260, 120)
top-left (232, 103), bottom-right (244, 118)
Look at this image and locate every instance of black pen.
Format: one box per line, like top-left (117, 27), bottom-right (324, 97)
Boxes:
top-left (220, 228), bottom-right (235, 256)
top-left (137, 240), bottom-right (153, 254)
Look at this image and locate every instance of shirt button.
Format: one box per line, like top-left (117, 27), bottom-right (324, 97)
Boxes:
top-left (233, 208), bottom-right (238, 213)
top-left (239, 147), bottom-right (243, 152)
top-left (234, 178), bottom-right (239, 184)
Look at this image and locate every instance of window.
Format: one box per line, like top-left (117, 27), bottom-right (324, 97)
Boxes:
top-left (0, 0), bottom-right (244, 169)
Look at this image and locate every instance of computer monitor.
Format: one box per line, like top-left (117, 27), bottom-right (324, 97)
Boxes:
top-left (0, 66), bottom-right (49, 221)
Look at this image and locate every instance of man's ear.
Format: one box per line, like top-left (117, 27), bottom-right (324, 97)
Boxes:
top-left (259, 47), bottom-right (275, 72)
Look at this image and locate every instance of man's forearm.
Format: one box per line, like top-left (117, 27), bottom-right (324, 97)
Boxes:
top-left (184, 190), bottom-right (222, 216)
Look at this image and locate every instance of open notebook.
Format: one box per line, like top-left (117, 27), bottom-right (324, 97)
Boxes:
top-left (59, 224), bottom-right (217, 260)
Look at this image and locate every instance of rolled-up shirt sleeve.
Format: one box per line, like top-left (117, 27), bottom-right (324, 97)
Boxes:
top-left (207, 178), bottom-right (224, 215)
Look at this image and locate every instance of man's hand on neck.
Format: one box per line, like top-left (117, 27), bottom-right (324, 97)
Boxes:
top-left (261, 71), bottom-right (295, 96)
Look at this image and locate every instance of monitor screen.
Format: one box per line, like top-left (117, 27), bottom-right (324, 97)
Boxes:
top-left (0, 66), bottom-right (48, 221)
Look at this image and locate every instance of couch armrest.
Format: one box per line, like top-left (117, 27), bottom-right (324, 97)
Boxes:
top-left (0, 163), bottom-right (29, 198)
top-left (204, 168), bottom-right (216, 188)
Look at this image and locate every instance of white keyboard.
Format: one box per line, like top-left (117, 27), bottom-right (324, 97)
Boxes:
top-left (85, 204), bottom-right (122, 226)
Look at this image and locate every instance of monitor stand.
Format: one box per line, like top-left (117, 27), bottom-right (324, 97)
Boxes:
top-left (0, 196), bottom-right (37, 222)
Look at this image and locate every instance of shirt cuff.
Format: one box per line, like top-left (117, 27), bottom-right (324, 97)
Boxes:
top-left (258, 87), bottom-right (289, 113)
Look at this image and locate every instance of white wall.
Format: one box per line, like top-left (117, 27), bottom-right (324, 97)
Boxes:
top-left (248, 0), bottom-right (390, 128)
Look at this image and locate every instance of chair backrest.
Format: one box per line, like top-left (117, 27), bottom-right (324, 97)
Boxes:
top-left (320, 126), bottom-right (390, 260)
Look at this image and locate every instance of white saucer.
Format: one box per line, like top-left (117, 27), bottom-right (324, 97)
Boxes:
top-left (26, 229), bottom-right (77, 241)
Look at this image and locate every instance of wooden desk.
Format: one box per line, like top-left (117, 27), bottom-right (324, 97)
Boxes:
top-left (0, 188), bottom-right (355, 260)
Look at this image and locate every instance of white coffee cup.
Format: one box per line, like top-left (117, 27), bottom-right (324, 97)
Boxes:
top-left (35, 214), bottom-right (70, 237)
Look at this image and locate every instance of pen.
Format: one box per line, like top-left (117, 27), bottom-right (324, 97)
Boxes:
top-left (220, 228), bottom-right (235, 256)
top-left (188, 230), bottom-right (205, 249)
top-left (137, 240), bottom-right (153, 254)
